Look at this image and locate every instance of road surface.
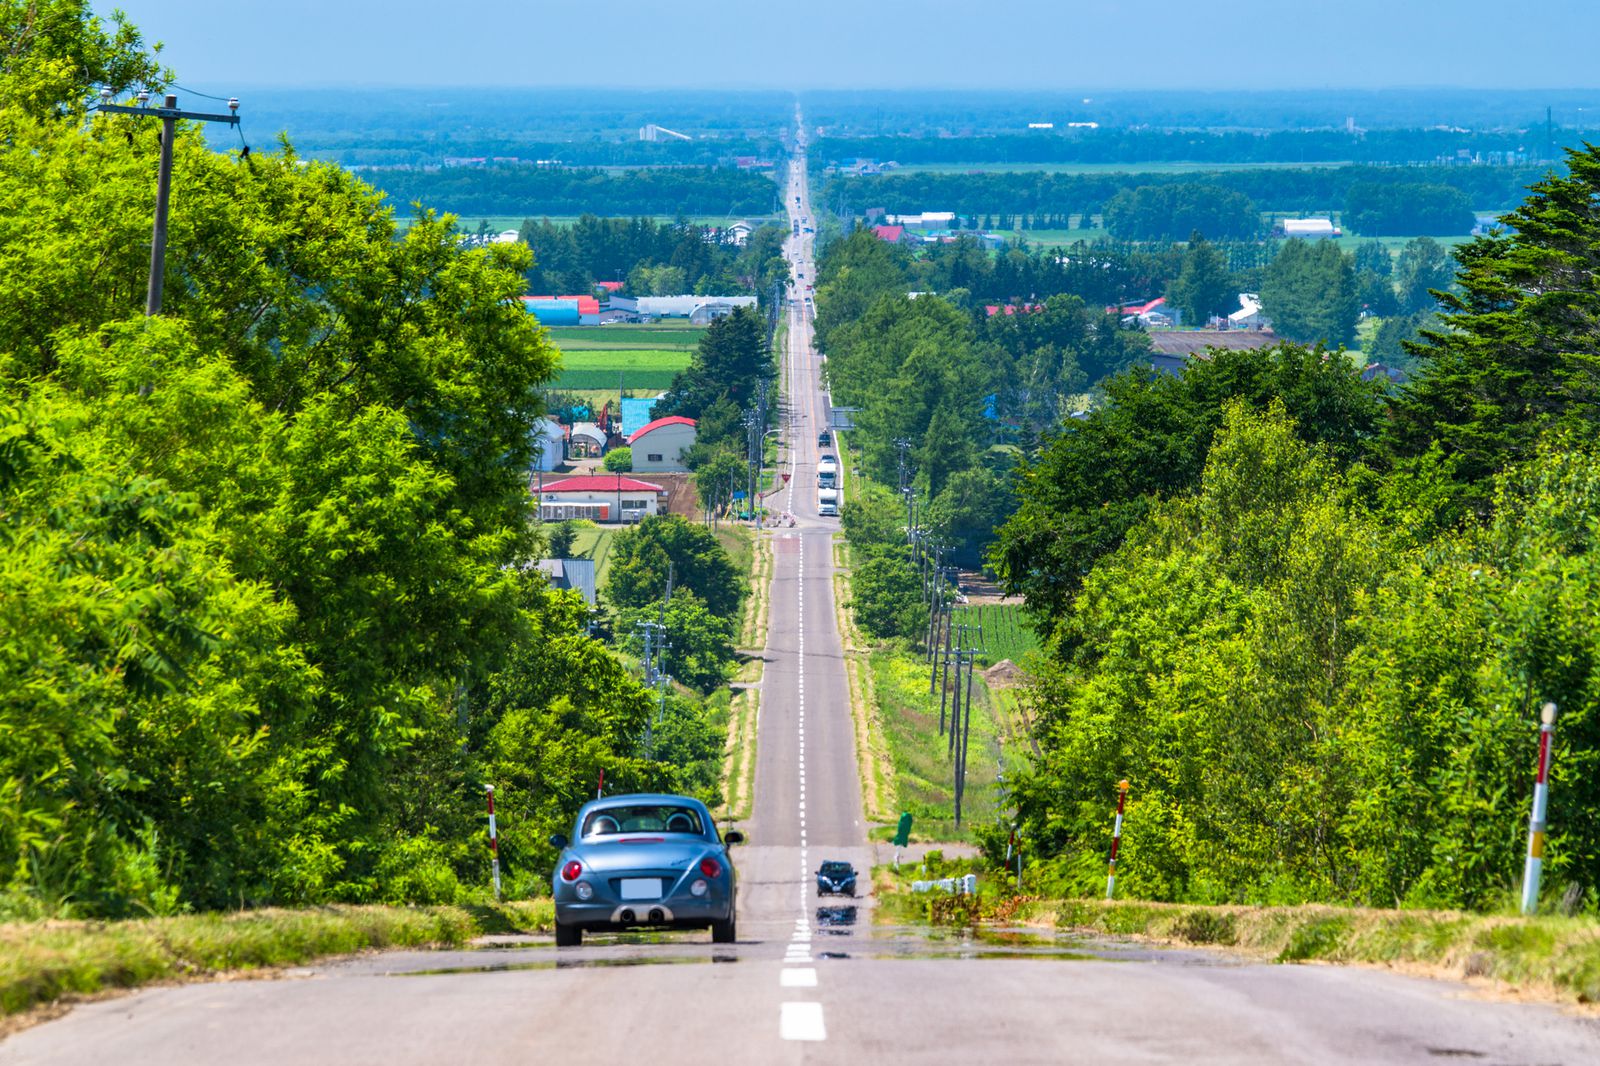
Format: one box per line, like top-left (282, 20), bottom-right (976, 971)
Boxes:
top-left (5, 108), bottom-right (1600, 1066)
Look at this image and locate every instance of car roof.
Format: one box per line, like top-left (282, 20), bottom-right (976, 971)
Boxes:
top-left (576, 793), bottom-right (710, 819)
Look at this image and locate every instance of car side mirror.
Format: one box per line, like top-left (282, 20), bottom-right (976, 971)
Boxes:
top-left (548, 833), bottom-right (569, 849)
top-left (723, 830), bottom-right (745, 845)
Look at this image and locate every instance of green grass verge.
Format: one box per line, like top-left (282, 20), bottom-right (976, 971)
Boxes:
top-left (1, 900), bottom-right (554, 1018)
top-left (868, 648), bottom-right (1027, 842)
top-left (874, 876), bottom-right (1600, 1005)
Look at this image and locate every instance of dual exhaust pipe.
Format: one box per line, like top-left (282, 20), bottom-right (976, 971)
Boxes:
top-left (613, 905), bottom-right (671, 925)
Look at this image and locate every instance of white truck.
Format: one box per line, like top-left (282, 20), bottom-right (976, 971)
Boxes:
top-left (817, 457), bottom-right (838, 489)
top-left (818, 488), bottom-right (839, 516)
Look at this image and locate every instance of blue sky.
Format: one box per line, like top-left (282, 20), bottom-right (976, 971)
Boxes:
top-left (105, 1), bottom-right (1600, 90)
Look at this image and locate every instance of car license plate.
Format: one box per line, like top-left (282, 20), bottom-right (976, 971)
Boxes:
top-left (620, 878), bottom-right (661, 900)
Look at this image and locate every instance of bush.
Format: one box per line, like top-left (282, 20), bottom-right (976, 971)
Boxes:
top-left (603, 447), bottom-right (633, 472)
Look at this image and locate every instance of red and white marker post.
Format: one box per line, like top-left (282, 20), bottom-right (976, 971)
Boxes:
top-left (485, 785), bottom-right (501, 901)
top-left (1520, 702), bottom-right (1558, 915)
top-left (1106, 780), bottom-right (1130, 900)
top-left (597, 767), bottom-right (605, 800)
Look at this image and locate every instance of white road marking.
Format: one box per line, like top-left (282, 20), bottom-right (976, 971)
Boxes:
top-left (781, 968), bottom-right (818, 988)
top-left (781, 1001), bottom-right (827, 1041)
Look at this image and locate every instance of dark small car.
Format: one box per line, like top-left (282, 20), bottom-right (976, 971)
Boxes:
top-left (816, 860), bottom-right (857, 897)
top-left (817, 431), bottom-right (832, 446)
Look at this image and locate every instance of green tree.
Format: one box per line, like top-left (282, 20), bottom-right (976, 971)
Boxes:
top-left (603, 446), bottom-right (633, 472)
top-left (992, 344), bottom-right (1383, 626)
top-left (605, 515), bottom-right (742, 619)
top-left (1168, 232), bottom-right (1236, 325)
top-left (652, 306), bottom-right (771, 421)
top-left (547, 520), bottom-right (578, 557)
top-left (1393, 236), bottom-right (1456, 313)
top-left (1260, 239), bottom-right (1359, 345)
top-left (849, 553), bottom-right (926, 641)
top-left (1386, 145), bottom-right (1600, 515)
top-left (618, 590), bottom-right (735, 694)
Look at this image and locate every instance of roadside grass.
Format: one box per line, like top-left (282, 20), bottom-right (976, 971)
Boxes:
top-left (0, 900), bottom-right (553, 1022)
top-left (834, 537), bottom-right (895, 824)
top-left (865, 649), bottom-right (1019, 842)
top-left (873, 872), bottom-right (1600, 1006)
top-left (716, 686), bottom-right (760, 824)
top-left (736, 526), bottom-right (771, 650)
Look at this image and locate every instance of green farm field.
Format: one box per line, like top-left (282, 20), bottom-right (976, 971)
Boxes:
top-left (547, 323), bottom-right (703, 392)
top-left (892, 160), bottom-right (1356, 176)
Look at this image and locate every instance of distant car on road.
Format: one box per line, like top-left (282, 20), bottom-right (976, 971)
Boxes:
top-left (549, 793), bottom-right (744, 946)
top-left (817, 430), bottom-right (831, 446)
top-left (816, 860), bottom-right (857, 897)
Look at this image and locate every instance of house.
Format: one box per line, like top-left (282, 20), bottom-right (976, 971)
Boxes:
top-left (568, 422), bottom-right (608, 459)
top-left (726, 221), bottom-right (754, 246)
top-left (530, 416), bottom-right (565, 472)
top-left (1228, 293), bottom-right (1268, 330)
top-left (628, 416), bottom-right (697, 473)
top-left (1107, 297), bottom-right (1174, 326)
top-left (535, 559), bottom-right (597, 606)
top-left (538, 475), bottom-right (666, 523)
top-left (871, 224), bottom-right (919, 246)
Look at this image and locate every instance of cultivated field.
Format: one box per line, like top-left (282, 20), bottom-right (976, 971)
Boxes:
top-left (546, 323), bottom-right (703, 393)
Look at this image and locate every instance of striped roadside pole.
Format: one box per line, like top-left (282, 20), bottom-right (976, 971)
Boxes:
top-left (1106, 779), bottom-right (1130, 900)
top-left (485, 785), bottom-right (502, 902)
top-left (1520, 702), bottom-right (1558, 915)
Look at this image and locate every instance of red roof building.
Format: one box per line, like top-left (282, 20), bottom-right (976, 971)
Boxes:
top-left (627, 415), bottom-right (697, 445)
top-left (542, 475), bottom-right (665, 494)
top-left (871, 224), bottom-right (907, 243)
top-left (1107, 297), bottom-right (1166, 317)
top-left (984, 303), bottom-right (1044, 317)
top-left (523, 295), bottom-right (601, 315)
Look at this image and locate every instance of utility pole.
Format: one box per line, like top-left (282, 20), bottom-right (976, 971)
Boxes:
top-left (96, 91), bottom-right (241, 316)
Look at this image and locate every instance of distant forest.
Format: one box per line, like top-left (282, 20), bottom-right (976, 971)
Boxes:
top-left (819, 164), bottom-right (1548, 220)
top-left (366, 165), bottom-right (781, 218)
top-left (810, 128), bottom-right (1587, 168)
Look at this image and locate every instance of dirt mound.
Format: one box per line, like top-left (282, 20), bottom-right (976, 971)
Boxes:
top-left (983, 659), bottom-right (1027, 688)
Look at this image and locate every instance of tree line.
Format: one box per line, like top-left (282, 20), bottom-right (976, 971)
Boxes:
top-left (0, 3), bottom-right (730, 919)
top-left (517, 215), bottom-right (788, 298)
top-left (365, 164), bottom-right (780, 218)
top-left (983, 148), bottom-right (1600, 911)
top-left (821, 164), bottom-right (1543, 228)
top-left (810, 127), bottom-right (1574, 168)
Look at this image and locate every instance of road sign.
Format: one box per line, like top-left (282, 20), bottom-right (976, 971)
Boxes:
top-left (732, 490), bottom-right (747, 500)
top-left (892, 812), bottom-right (913, 848)
top-left (782, 472), bottom-right (791, 483)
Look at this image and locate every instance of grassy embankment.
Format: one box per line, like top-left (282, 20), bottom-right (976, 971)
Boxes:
top-left (1, 901), bottom-right (554, 1025)
top-left (875, 866), bottom-right (1600, 1007)
top-left (717, 523), bottom-right (766, 824)
top-left (544, 323), bottom-right (704, 413)
top-left (828, 433), bottom-right (1030, 839)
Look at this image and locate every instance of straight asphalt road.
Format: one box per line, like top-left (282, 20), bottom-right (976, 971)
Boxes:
top-left (5, 109), bottom-right (1600, 1066)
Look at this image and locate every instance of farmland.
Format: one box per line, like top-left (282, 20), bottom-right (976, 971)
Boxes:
top-left (544, 323), bottom-right (703, 394)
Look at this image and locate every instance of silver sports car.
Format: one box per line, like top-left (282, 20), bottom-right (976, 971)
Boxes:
top-left (548, 793), bottom-right (744, 946)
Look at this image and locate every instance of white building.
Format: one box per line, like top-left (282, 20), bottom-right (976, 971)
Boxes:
top-left (628, 416), bottom-right (697, 473)
top-left (1229, 293), bottom-right (1268, 330)
top-left (1281, 218), bottom-right (1339, 239)
top-left (607, 295), bottom-right (759, 318)
top-left (530, 417), bottom-right (565, 472)
top-left (538, 475), bottom-right (665, 523)
top-left (885, 211), bottom-right (957, 228)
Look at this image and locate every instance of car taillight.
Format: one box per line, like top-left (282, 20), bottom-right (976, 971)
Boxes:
top-left (562, 860), bottom-right (582, 882)
top-left (699, 857), bottom-right (722, 878)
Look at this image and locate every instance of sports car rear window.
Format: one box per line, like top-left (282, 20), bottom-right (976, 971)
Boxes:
top-left (582, 805), bottom-right (704, 837)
